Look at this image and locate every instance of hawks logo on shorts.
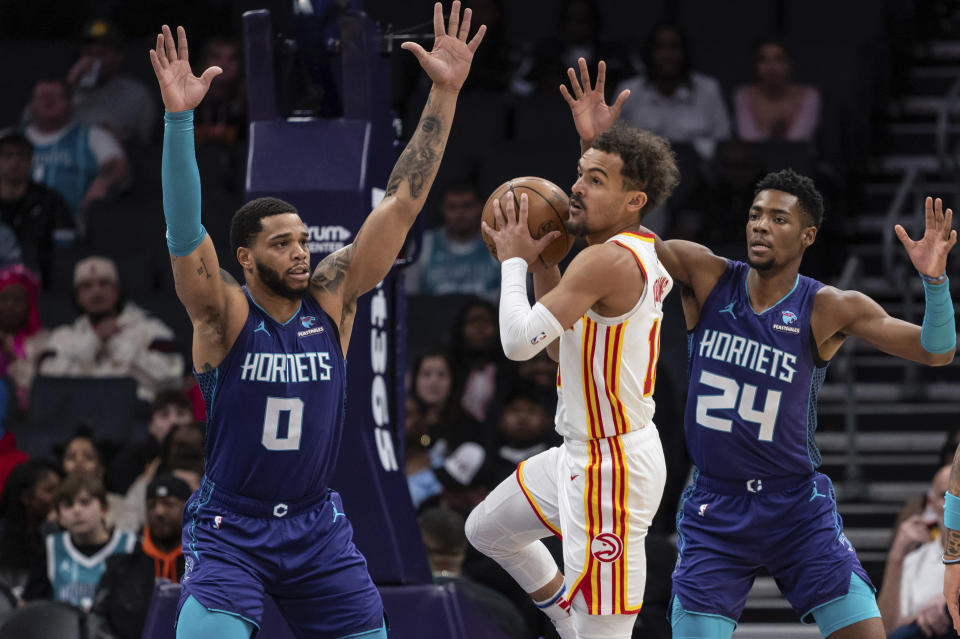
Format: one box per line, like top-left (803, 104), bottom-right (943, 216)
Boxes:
top-left (591, 533), bottom-right (623, 563)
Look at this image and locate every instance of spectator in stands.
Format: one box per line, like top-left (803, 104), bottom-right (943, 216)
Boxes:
top-left (89, 474), bottom-right (188, 639)
top-left (0, 131), bottom-right (74, 281)
top-left (58, 427), bottom-right (126, 528)
top-left (0, 459), bottom-right (61, 599)
top-left (194, 37), bottom-right (247, 145)
top-left (434, 441), bottom-right (498, 519)
top-left (0, 384), bottom-right (28, 495)
top-left (67, 20), bottom-right (157, 146)
top-left (0, 222), bottom-right (20, 268)
top-left (22, 78), bottom-right (129, 226)
top-left (878, 464), bottom-right (952, 638)
top-left (40, 256), bottom-right (184, 401)
top-left (734, 38), bottom-right (820, 142)
top-left (116, 419), bottom-right (204, 533)
top-left (25, 474), bottom-right (136, 610)
top-left (486, 382), bottom-right (557, 483)
top-left (452, 298), bottom-right (511, 422)
top-left (0, 264), bottom-right (47, 411)
top-left (512, 0), bottom-right (632, 96)
top-left (411, 349), bottom-right (483, 464)
top-left (107, 390), bottom-right (193, 495)
top-left (404, 183), bottom-right (500, 301)
top-left (616, 24), bottom-right (731, 160)
top-left (419, 507), bottom-right (529, 639)
top-left (405, 394), bottom-right (442, 510)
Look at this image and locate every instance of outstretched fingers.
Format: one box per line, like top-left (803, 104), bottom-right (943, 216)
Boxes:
top-left (894, 223), bottom-right (914, 249)
top-left (577, 57), bottom-right (592, 92)
top-left (596, 60), bottom-right (607, 95)
top-left (458, 7), bottom-right (472, 41)
top-left (154, 33), bottom-right (168, 69)
top-left (177, 26), bottom-right (189, 62)
top-left (611, 89), bottom-right (631, 117)
top-left (162, 25), bottom-right (177, 63)
top-left (447, 0), bottom-right (461, 38)
top-left (467, 24), bottom-right (486, 53)
top-left (567, 67), bottom-right (583, 99)
top-left (433, 2), bottom-right (445, 40)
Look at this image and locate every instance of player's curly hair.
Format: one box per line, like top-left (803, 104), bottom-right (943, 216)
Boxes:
top-left (754, 169), bottom-right (824, 228)
top-left (591, 124), bottom-right (680, 215)
top-left (230, 197), bottom-right (299, 255)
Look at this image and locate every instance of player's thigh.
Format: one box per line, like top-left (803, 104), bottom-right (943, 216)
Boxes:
top-left (467, 445), bottom-right (563, 544)
top-left (808, 574), bottom-right (882, 639)
top-left (821, 616), bottom-right (884, 639)
top-left (572, 610), bottom-right (638, 639)
top-left (176, 595), bottom-right (255, 639)
top-left (670, 595), bottom-right (736, 639)
top-left (671, 488), bottom-right (758, 622)
top-left (766, 475), bottom-right (878, 627)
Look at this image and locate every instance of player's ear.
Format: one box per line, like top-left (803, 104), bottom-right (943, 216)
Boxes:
top-left (801, 225), bottom-right (817, 249)
top-left (237, 246), bottom-right (253, 272)
top-left (626, 190), bottom-right (647, 214)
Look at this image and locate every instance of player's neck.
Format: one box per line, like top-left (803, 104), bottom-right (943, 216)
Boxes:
top-left (586, 221), bottom-right (640, 245)
top-left (746, 266), bottom-right (799, 314)
top-left (247, 283), bottom-right (302, 324)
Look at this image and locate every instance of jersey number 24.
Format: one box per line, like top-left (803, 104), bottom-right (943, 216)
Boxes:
top-left (695, 370), bottom-right (782, 441)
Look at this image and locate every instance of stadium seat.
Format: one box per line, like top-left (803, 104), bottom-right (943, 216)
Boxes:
top-left (0, 601), bottom-right (86, 639)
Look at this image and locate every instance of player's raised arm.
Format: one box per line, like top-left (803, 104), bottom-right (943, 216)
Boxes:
top-left (814, 196), bottom-right (957, 366)
top-left (150, 25), bottom-right (233, 322)
top-left (310, 2), bottom-right (484, 340)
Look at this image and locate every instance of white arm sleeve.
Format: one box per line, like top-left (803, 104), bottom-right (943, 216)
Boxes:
top-left (499, 257), bottom-right (564, 361)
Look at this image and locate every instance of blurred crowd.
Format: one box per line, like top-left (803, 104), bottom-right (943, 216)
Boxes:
top-left (0, 0), bottom-right (953, 637)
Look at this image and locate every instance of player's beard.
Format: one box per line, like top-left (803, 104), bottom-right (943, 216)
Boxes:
top-left (565, 196), bottom-right (588, 237)
top-left (256, 260), bottom-right (309, 300)
top-left (747, 255), bottom-right (775, 271)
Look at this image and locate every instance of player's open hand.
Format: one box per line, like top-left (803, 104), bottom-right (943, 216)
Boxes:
top-left (481, 193), bottom-right (560, 265)
top-left (896, 196), bottom-right (957, 280)
top-left (149, 25), bottom-right (222, 113)
top-left (560, 58), bottom-right (630, 145)
top-left (402, 2), bottom-right (485, 94)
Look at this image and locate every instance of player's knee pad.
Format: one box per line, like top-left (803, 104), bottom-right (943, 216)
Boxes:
top-left (670, 596), bottom-right (736, 639)
top-left (464, 502), bottom-right (494, 555)
top-left (807, 573), bottom-right (880, 637)
top-left (176, 595), bottom-right (255, 639)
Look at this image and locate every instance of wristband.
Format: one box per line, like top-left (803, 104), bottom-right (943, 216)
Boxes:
top-left (920, 276), bottom-right (957, 353)
top-left (919, 271), bottom-right (947, 284)
top-left (945, 491), bottom-right (960, 531)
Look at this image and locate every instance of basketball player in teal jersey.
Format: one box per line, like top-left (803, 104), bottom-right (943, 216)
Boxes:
top-left (563, 58), bottom-right (956, 639)
top-left (150, 4), bottom-right (484, 638)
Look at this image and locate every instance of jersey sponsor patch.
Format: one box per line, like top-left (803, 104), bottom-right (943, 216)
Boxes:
top-left (298, 326), bottom-right (325, 338)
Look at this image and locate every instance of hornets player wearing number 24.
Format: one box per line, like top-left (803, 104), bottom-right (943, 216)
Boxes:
top-left (657, 186), bottom-right (956, 639)
top-left (149, 4), bottom-right (484, 638)
top-left (564, 67), bottom-right (959, 639)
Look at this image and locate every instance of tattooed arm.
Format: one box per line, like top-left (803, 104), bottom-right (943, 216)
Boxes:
top-left (944, 447), bottom-right (960, 634)
top-left (310, 1), bottom-right (484, 354)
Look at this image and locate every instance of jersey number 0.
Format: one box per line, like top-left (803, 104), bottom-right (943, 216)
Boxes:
top-left (262, 397), bottom-right (304, 450)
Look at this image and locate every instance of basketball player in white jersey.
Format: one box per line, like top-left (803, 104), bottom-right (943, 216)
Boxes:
top-left (465, 114), bottom-right (679, 637)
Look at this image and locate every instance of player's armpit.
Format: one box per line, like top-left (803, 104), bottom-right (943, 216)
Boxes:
top-left (814, 287), bottom-right (954, 366)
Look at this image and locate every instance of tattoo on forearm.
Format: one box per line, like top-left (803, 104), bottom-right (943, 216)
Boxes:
top-left (946, 530), bottom-right (960, 559)
top-left (311, 244), bottom-right (354, 295)
top-left (385, 97), bottom-right (445, 199)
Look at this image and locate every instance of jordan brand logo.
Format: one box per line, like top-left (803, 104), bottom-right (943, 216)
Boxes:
top-left (810, 483), bottom-right (827, 501)
top-left (720, 302), bottom-right (737, 320)
top-left (332, 503), bottom-right (345, 523)
top-left (254, 320), bottom-right (270, 336)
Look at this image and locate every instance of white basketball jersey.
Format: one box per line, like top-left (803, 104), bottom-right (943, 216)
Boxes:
top-left (555, 232), bottom-right (672, 441)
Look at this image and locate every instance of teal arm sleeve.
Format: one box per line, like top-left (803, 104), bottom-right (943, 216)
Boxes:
top-left (162, 110), bottom-right (207, 256)
top-left (921, 276), bottom-right (957, 353)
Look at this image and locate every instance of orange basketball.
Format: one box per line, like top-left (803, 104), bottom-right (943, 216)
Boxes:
top-left (481, 176), bottom-right (574, 268)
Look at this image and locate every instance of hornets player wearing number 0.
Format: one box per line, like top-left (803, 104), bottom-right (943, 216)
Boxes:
top-left (563, 57), bottom-right (959, 639)
top-left (149, 5), bottom-right (484, 638)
